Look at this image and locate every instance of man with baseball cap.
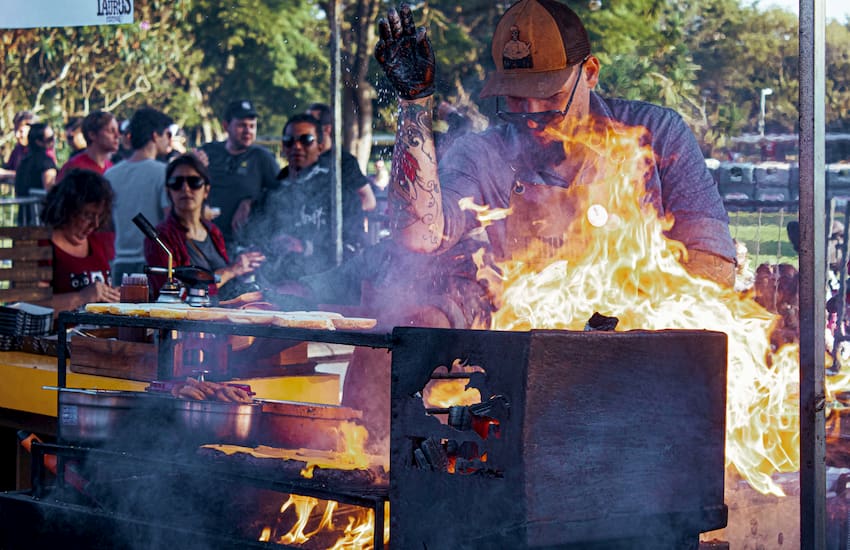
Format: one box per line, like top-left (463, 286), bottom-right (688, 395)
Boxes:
top-left (374, 0), bottom-right (735, 292)
top-left (200, 99), bottom-right (279, 251)
top-left (334, 0), bottom-right (737, 452)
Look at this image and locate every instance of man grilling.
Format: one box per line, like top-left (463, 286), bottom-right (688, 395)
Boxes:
top-left (335, 0), bottom-right (736, 451)
top-left (376, 0), bottom-right (734, 286)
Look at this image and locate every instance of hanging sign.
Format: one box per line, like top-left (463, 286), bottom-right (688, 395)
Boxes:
top-left (0, 0), bottom-right (133, 29)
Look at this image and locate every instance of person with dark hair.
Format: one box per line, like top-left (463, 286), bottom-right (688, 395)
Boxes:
top-left (14, 122), bottom-right (58, 197)
top-left (110, 119), bottom-right (133, 164)
top-left (41, 168), bottom-right (120, 312)
top-left (239, 113), bottom-right (367, 284)
top-left (1, 110), bottom-right (39, 182)
top-left (199, 99), bottom-right (279, 251)
top-left (64, 116), bottom-right (87, 159)
top-left (306, 102), bottom-right (376, 214)
top-left (56, 110), bottom-right (120, 180)
top-left (143, 153), bottom-right (265, 298)
top-left (104, 107), bottom-right (174, 284)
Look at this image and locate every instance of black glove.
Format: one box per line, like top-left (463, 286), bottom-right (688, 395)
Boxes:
top-left (375, 4), bottom-right (435, 100)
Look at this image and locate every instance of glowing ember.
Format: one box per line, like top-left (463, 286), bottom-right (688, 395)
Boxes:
top-left (203, 449), bottom-right (384, 482)
top-left (466, 114), bottom-right (805, 496)
top-left (202, 421), bottom-right (387, 479)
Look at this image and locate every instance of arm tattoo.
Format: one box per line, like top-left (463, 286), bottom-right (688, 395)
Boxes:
top-left (390, 101), bottom-right (442, 246)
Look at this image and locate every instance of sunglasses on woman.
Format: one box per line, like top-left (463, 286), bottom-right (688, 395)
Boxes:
top-left (281, 133), bottom-right (316, 148)
top-left (166, 175), bottom-right (205, 191)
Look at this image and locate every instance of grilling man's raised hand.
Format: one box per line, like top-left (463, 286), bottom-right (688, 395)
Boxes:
top-left (375, 4), bottom-right (435, 100)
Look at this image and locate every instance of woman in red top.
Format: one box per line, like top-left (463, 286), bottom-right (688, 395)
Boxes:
top-left (41, 168), bottom-right (120, 313)
top-left (144, 153), bottom-right (265, 298)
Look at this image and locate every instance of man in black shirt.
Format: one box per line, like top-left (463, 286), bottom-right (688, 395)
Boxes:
top-left (200, 99), bottom-right (279, 251)
top-left (306, 103), bottom-right (376, 215)
top-left (243, 114), bottom-right (367, 284)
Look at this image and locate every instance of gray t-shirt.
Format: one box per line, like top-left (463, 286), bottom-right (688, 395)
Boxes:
top-left (105, 158), bottom-right (169, 264)
top-left (187, 234), bottom-right (228, 272)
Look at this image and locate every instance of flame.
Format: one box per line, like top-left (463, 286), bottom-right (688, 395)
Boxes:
top-left (422, 358), bottom-right (485, 408)
top-left (247, 420), bottom-right (391, 547)
top-left (261, 498), bottom-right (390, 549)
top-left (279, 495), bottom-right (322, 545)
top-left (459, 196), bottom-right (513, 228)
top-left (467, 114), bottom-right (805, 496)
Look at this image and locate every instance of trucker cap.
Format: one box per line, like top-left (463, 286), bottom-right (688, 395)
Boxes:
top-left (480, 0), bottom-right (591, 99)
top-left (224, 99), bottom-right (258, 121)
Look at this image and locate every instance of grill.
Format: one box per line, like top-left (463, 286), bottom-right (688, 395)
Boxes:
top-left (0, 311), bottom-right (727, 549)
top-left (390, 327), bottom-right (727, 548)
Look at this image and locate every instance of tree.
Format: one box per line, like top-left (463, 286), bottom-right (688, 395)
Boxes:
top-left (826, 19), bottom-right (850, 132)
top-left (0, 0), bottom-right (203, 160)
top-left (188, 0), bottom-right (329, 141)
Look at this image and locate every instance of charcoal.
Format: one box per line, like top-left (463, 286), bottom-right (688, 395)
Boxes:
top-left (448, 406), bottom-right (472, 430)
top-left (584, 312), bottom-right (619, 331)
top-left (456, 441), bottom-right (479, 459)
top-left (419, 437), bottom-right (448, 471)
top-left (469, 395), bottom-right (510, 420)
top-left (194, 446), bottom-right (387, 489)
top-left (414, 448), bottom-right (431, 470)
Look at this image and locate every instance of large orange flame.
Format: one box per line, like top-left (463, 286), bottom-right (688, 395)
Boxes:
top-left (261, 498), bottom-right (390, 549)
top-left (422, 359), bottom-right (485, 408)
top-left (471, 115), bottom-right (805, 496)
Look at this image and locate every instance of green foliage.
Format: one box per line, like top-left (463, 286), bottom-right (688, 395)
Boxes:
top-left (826, 19), bottom-right (850, 132)
top-left (188, 0), bottom-right (329, 134)
top-left (727, 209), bottom-right (799, 267)
top-left (0, 0), bottom-right (847, 161)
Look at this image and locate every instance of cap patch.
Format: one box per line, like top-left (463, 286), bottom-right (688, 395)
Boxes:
top-left (502, 25), bottom-right (533, 69)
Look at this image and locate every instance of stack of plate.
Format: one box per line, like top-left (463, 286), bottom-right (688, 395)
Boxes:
top-left (0, 302), bottom-right (54, 337)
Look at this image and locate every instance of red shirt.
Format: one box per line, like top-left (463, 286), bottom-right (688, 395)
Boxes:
top-left (57, 151), bottom-right (113, 182)
top-left (51, 232), bottom-right (115, 293)
top-left (144, 214), bottom-right (229, 297)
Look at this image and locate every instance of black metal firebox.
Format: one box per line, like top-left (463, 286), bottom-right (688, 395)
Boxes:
top-left (0, 313), bottom-right (728, 549)
top-left (389, 328), bottom-right (728, 549)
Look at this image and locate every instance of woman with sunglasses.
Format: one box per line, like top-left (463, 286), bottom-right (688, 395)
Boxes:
top-left (144, 153), bottom-right (265, 299)
top-left (14, 122), bottom-right (58, 198)
top-left (41, 168), bottom-right (121, 315)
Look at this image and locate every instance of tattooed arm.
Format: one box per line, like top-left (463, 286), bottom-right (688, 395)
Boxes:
top-left (389, 98), bottom-right (444, 252)
top-left (375, 4), bottom-right (443, 252)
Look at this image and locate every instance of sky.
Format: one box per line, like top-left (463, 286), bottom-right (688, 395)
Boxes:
top-left (760, 0), bottom-right (850, 22)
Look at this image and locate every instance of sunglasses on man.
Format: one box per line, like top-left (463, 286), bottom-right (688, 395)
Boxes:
top-left (281, 134), bottom-right (317, 148)
top-left (496, 59), bottom-right (588, 127)
top-left (166, 175), bottom-right (205, 191)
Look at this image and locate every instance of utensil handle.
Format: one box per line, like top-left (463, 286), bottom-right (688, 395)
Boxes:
top-left (132, 213), bottom-right (159, 240)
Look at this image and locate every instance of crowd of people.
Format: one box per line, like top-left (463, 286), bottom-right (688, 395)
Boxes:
top-left (0, 98), bottom-right (381, 314)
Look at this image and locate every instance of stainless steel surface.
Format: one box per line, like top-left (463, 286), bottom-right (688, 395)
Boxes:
top-left (172, 399), bottom-right (262, 446)
top-left (258, 400), bottom-right (360, 451)
top-left (56, 387), bottom-right (261, 447)
top-left (58, 389), bottom-right (165, 444)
